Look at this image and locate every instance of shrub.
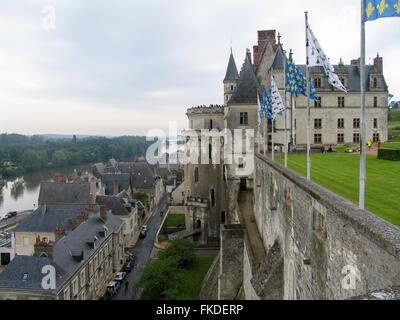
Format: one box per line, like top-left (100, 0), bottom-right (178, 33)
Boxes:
top-left (157, 238), bottom-right (195, 267)
top-left (378, 148), bottom-right (400, 161)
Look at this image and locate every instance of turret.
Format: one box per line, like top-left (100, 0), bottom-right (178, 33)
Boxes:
top-left (223, 48), bottom-right (239, 105)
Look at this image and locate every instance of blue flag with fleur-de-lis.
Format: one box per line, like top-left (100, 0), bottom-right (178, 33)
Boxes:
top-left (365, 0), bottom-right (400, 21)
top-left (285, 58), bottom-right (318, 100)
top-left (262, 89), bottom-right (275, 120)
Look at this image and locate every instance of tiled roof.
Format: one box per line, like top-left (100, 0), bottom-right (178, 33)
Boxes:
top-left (224, 51), bottom-right (239, 81)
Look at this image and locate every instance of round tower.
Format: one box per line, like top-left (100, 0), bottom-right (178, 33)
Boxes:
top-left (223, 49), bottom-right (239, 105)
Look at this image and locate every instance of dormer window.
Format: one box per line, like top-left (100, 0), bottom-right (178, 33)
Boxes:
top-left (373, 77), bottom-right (378, 88)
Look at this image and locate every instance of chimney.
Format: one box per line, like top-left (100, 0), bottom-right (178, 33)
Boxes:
top-left (373, 53), bottom-right (383, 73)
top-left (351, 58), bottom-right (361, 69)
top-left (76, 212), bottom-right (85, 226)
top-left (68, 219), bottom-right (73, 231)
top-left (113, 178), bottom-right (119, 195)
top-left (55, 226), bottom-right (65, 241)
top-left (33, 238), bottom-right (54, 260)
top-left (54, 172), bottom-right (60, 183)
top-left (90, 177), bottom-right (96, 204)
top-left (100, 202), bottom-right (107, 222)
top-left (41, 203), bottom-right (47, 215)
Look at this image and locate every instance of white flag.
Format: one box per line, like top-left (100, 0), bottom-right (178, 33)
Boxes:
top-left (270, 74), bottom-right (285, 119)
top-left (306, 23), bottom-right (347, 92)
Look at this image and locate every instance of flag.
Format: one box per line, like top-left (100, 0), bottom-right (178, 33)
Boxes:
top-left (263, 89), bottom-right (275, 120)
top-left (306, 23), bottom-right (347, 92)
top-left (270, 74), bottom-right (286, 117)
top-left (285, 58), bottom-right (318, 100)
top-left (365, 0), bottom-right (400, 21)
top-left (257, 93), bottom-right (262, 126)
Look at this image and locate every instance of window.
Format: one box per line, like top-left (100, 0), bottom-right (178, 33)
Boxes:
top-left (194, 167), bottom-right (199, 183)
top-left (190, 120), bottom-right (193, 128)
top-left (338, 97), bottom-right (345, 108)
top-left (374, 118), bottom-right (378, 129)
top-left (337, 133), bottom-right (344, 143)
top-left (209, 119), bottom-right (213, 129)
top-left (314, 119), bottom-right (322, 129)
top-left (89, 261), bottom-right (93, 275)
top-left (94, 255), bottom-right (98, 268)
top-left (240, 112), bottom-right (248, 125)
top-left (314, 97), bottom-right (322, 108)
top-left (238, 158), bottom-right (244, 169)
top-left (314, 134), bottom-right (322, 144)
top-left (211, 189), bottom-right (216, 207)
top-left (64, 287), bottom-right (71, 300)
top-left (221, 212), bottom-right (226, 224)
top-left (209, 144), bottom-right (212, 162)
top-left (353, 133), bottom-right (360, 143)
top-left (353, 118), bottom-right (360, 129)
top-left (72, 278), bottom-right (79, 296)
top-left (374, 96), bottom-right (378, 107)
top-left (373, 77), bottom-right (377, 88)
top-left (231, 85), bottom-right (234, 91)
top-left (373, 133), bottom-right (380, 142)
top-left (340, 78), bottom-right (345, 87)
top-left (23, 237), bottom-right (29, 247)
top-left (313, 78), bottom-right (322, 88)
top-left (337, 118), bottom-right (344, 129)
top-left (80, 270), bottom-right (86, 288)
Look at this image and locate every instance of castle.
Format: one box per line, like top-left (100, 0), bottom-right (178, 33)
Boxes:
top-left (181, 30), bottom-right (400, 300)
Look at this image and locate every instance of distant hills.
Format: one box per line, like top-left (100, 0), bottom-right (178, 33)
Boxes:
top-left (39, 134), bottom-right (114, 140)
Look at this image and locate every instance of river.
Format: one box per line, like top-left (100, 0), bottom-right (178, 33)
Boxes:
top-left (0, 164), bottom-right (90, 218)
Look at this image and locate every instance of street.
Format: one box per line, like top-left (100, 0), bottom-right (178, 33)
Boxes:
top-left (111, 195), bottom-right (168, 300)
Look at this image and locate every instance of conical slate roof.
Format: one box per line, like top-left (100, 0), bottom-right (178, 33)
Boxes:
top-left (224, 51), bottom-right (239, 81)
top-left (272, 45), bottom-right (285, 70)
top-left (228, 56), bottom-right (262, 104)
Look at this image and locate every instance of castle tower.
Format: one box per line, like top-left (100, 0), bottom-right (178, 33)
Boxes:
top-left (223, 49), bottom-right (239, 105)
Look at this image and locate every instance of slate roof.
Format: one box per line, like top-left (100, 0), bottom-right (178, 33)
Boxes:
top-left (228, 56), bottom-right (262, 105)
top-left (272, 45), bottom-right (285, 70)
top-left (297, 64), bottom-right (388, 92)
top-left (0, 255), bottom-right (69, 292)
top-left (12, 204), bottom-right (100, 233)
top-left (53, 212), bottom-right (123, 278)
top-left (96, 195), bottom-right (131, 216)
top-left (224, 51), bottom-right (239, 81)
top-left (101, 174), bottom-right (131, 196)
top-left (118, 162), bottom-right (156, 190)
top-left (38, 183), bottom-right (91, 204)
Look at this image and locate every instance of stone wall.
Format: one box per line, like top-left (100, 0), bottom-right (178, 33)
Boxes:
top-left (198, 253), bottom-right (220, 300)
top-left (251, 153), bottom-right (400, 300)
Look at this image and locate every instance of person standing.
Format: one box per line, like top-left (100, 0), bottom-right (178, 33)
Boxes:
top-left (378, 140), bottom-right (382, 149)
top-left (321, 146), bottom-right (325, 153)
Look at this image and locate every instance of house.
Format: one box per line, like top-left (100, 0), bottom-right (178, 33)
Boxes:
top-left (0, 204), bottom-right (124, 300)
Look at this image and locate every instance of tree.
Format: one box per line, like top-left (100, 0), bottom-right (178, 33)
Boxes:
top-left (135, 256), bottom-right (185, 300)
top-left (9, 147), bottom-right (23, 165)
top-left (157, 238), bottom-right (196, 267)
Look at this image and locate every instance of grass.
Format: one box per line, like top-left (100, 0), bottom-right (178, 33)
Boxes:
top-left (381, 143), bottom-right (400, 150)
top-left (179, 256), bottom-right (215, 300)
top-left (164, 214), bottom-right (185, 227)
top-left (0, 266), bottom-right (5, 274)
top-left (276, 153), bottom-right (400, 227)
top-left (389, 136), bottom-right (400, 142)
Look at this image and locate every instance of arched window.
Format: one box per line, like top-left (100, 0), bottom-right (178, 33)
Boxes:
top-left (221, 211), bottom-right (226, 224)
top-left (194, 168), bottom-right (199, 183)
top-left (209, 144), bottom-right (212, 163)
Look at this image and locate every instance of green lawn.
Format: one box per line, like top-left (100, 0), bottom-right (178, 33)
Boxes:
top-left (276, 153), bottom-right (400, 226)
top-left (389, 121), bottom-right (400, 133)
top-left (381, 143), bottom-right (400, 150)
top-left (164, 214), bottom-right (185, 227)
top-left (179, 256), bottom-right (215, 300)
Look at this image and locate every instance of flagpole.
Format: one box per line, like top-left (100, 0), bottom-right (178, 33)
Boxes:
top-left (359, 0), bottom-right (366, 209)
top-left (264, 116), bottom-right (267, 157)
top-left (283, 51), bottom-right (288, 168)
top-left (305, 11), bottom-right (311, 180)
top-left (272, 119), bottom-right (275, 160)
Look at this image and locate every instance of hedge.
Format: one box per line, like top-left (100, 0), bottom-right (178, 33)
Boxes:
top-left (378, 148), bottom-right (400, 161)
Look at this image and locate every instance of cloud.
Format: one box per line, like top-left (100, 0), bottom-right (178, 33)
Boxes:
top-left (0, 0), bottom-right (399, 136)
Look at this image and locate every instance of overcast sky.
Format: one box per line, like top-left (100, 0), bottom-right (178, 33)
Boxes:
top-left (0, 0), bottom-right (399, 136)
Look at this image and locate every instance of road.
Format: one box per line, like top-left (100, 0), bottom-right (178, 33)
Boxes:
top-left (112, 195), bottom-right (168, 300)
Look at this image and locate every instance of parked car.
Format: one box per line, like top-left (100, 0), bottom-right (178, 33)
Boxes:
top-left (142, 225), bottom-right (148, 231)
top-left (114, 272), bottom-right (127, 282)
top-left (8, 211), bottom-right (17, 217)
top-left (127, 255), bottom-right (135, 263)
top-left (123, 260), bottom-right (133, 272)
top-left (139, 229), bottom-right (147, 238)
top-left (106, 281), bottom-right (120, 296)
